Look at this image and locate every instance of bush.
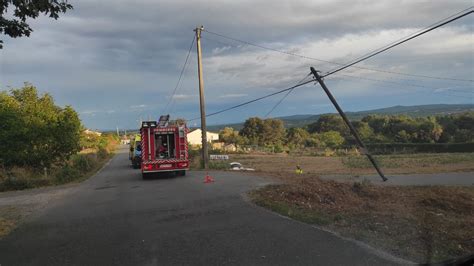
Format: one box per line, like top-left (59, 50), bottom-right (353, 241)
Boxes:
top-left (0, 176), bottom-right (31, 191)
top-left (71, 154), bottom-right (96, 173)
top-left (97, 147), bottom-right (109, 159)
top-left (55, 165), bottom-right (81, 184)
top-left (208, 161), bottom-right (229, 170)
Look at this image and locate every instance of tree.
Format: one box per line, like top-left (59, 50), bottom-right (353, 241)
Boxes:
top-left (0, 0), bottom-right (73, 48)
top-left (352, 121), bottom-right (373, 142)
top-left (437, 112), bottom-right (474, 143)
top-left (362, 115), bottom-right (390, 135)
top-left (239, 117), bottom-right (286, 146)
top-left (219, 127), bottom-right (243, 145)
top-left (239, 117), bottom-right (263, 145)
top-left (0, 83), bottom-right (81, 168)
top-left (261, 118), bottom-right (285, 146)
top-left (286, 127), bottom-right (310, 147)
top-left (319, 131), bottom-right (345, 149)
top-left (307, 114), bottom-right (348, 136)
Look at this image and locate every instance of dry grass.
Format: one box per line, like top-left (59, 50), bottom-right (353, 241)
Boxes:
top-left (0, 217), bottom-right (16, 237)
top-left (230, 153), bottom-right (474, 175)
top-left (250, 174), bottom-right (474, 263)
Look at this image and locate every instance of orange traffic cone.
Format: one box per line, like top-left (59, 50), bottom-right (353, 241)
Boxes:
top-left (204, 172), bottom-right (214, 183)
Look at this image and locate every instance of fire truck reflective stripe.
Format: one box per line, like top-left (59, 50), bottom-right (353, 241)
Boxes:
top-left (142, 159), bottom-right (188, 164)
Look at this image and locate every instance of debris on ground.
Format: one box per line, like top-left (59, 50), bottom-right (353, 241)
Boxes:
top-left (229, 162), bottom-right (255, 171)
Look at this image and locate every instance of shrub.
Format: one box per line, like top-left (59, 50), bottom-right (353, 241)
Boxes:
top-left (208, 161), bottom-right (229, 170)
top-left (97, 147), bottom-right (109, 159)
top-left (55, 165), bottom-right (81, 184)
top-left (0, 176), bottom-right (30, 191)
top-left (71, 154), bottom-right (95, 173)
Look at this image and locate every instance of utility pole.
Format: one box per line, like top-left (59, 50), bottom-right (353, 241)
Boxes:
top-left (194, 25), bottom-right (209, 169)
top-left (310, 67), bottom-right (387, 181)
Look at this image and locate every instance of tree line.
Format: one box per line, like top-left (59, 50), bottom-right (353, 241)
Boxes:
top-left (0, 84), bottom-right (115, 170)
top-left (219, 112), bottom-right (474, 150)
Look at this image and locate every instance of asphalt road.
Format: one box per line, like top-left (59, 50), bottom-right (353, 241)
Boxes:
top-left (0, 148), bottom-right (403, 265)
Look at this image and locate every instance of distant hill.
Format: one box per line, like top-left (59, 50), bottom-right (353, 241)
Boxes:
top-left (206, 104), bottom-right (474, 131)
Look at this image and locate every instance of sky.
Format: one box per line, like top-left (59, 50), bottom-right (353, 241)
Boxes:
top-left (1, 0), bottom-right (473, 130)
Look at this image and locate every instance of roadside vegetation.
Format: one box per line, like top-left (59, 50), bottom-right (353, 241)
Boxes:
top-left (218, 112), bottom-right (473, 154)
top-left (203, 113), bottom-right (474, 173)
top-left (250, 174), bottom-right (474, 263)
top-left (0, 84), bottom-right (118, 192)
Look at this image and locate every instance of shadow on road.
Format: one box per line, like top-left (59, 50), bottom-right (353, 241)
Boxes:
top-left (141, 171), bottom-right (184, 180)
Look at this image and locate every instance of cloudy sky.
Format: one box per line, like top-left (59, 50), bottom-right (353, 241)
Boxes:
top-left (1, 0), bottom-right (473, 130)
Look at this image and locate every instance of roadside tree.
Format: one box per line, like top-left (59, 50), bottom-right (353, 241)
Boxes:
top-left (0, 84), bottom-right (81, 168)
top-left (0, 0), bottom-right (73, 48)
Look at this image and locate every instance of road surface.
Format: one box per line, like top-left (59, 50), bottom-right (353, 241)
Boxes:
top-left (0, 148), bottom-right (404, 265)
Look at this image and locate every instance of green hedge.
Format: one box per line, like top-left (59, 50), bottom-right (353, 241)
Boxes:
top-left (365, 143), bottom-right (474, 154)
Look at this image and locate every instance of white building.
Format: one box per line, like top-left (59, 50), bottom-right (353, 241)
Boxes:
top-left (187, 129), bottom-right (219, 146)
top-left (83, 129), bottom-right (102, 136)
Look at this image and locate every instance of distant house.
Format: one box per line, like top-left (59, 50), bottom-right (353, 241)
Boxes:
top-left (223, 143), bottom-right (237, 152)
top-left (120, 137), bottom-right (130, 145)
top-left (187, 129), bottom-right (219, 146)
top-left (84, 129), bottom-right (102, 136)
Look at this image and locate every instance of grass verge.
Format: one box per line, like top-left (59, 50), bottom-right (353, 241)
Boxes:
top-left (249, 176), bottom-right (474, 264)
top-left (342, 153), bottom-right (474, 169)
top-left (0, 147), bottom-right (114, 192)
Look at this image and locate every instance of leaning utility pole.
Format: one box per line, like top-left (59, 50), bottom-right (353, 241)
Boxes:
top-left (310, 67), bottom-right (387, 181)
top-left (194, 26), bottom-right (209, 169)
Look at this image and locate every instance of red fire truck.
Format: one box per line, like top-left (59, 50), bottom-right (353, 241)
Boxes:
top-left (140, 116), bottom-right (189, 178)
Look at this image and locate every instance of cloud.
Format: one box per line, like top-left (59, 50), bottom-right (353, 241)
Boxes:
top-left (218, 94), bottom-right (248, 98)
top-left (1, 0), bottom-right (472, 129)
top-left (130, 104), bottom-right (148, 109)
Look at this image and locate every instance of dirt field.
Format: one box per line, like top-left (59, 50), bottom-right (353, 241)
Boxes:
top-left (250, 173), bottom-right (474, 263)
top-left (228, 152), bottom-right (474, 175)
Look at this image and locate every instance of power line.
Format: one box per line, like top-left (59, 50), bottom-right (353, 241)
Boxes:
top-left (322, 8), bottom-right (473, 78)
top-left (329, 74), bottom-right (471, 99)
top-left (330, 6), bottom-right (474, 76)
top-left (186, 8), bottom-right (472, 122)
top-left (187, 77), bottom-right (315, 121)
top-left (264, 73), bottom-right (312, 118)
top-left (202, 25), bottom-right (473, 82)
top-left (162, 36), bottom-right (195, 114)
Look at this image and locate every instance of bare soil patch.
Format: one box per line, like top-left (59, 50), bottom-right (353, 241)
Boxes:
top-left (250, 173), bottom-right (474, 263)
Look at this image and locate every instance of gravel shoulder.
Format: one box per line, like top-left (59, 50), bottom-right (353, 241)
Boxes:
top-left (0, 157), bottom-right (113, 238)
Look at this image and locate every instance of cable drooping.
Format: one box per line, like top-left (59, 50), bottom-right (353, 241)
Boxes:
top-left (321, 8), bottom-right (473, 78)
top-left (264, 73), bottom-right (312, 118)
top-left (163, 36), bottom-right (196, 113)
top-left (203, 9), bottom-right (473, 83)
top-left (187, 77), bottom-right (315, 121)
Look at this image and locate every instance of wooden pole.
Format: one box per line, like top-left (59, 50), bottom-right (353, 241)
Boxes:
top-left (310, 67), bottom-right (387, 181)
top-left (194, 26), bottom-right (209, 169)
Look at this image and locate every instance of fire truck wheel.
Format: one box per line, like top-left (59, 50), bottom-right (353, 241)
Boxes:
top-left (177, 170), bottom-right (186, 176)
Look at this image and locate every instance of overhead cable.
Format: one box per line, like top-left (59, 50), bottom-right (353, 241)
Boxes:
top-left (162, 36), bottom-right (196, 113)
top-left (322, 8), bottom-right (473, 78)
top-left (187, 77), bottom-right (315, 121)
top-left (264, 73), bottom-right (312, 118)
top-left (203, 16), bottom-right (473, 82)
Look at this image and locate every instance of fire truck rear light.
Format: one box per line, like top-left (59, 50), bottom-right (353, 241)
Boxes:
top-left (144, 164), bottom-right (153, 170)
top-left (178, 162), bottom-right (187, 167)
